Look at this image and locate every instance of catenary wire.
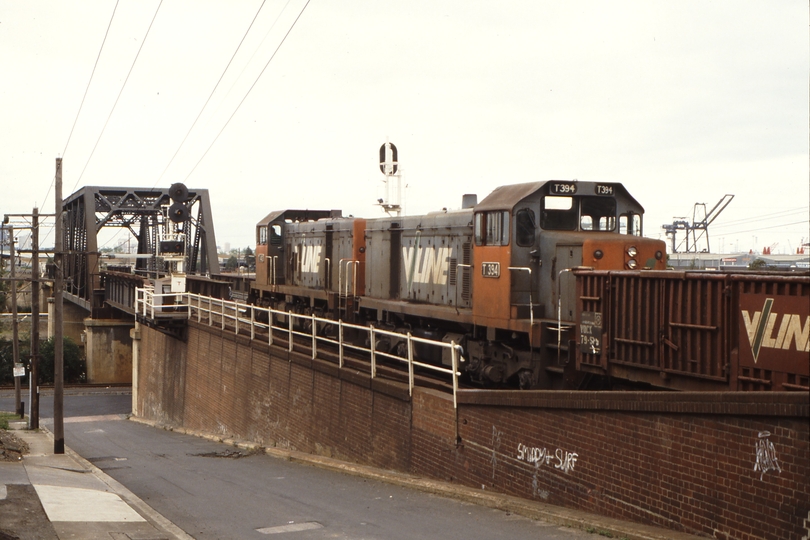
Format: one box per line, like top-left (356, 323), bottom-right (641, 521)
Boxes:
top-left (152, 0), bottom-right (269, 189)
top-left (39, 0), bottom-right (121, 247)
top-left (181, 0), bottom-right (311, 183)
top-left (70, 0), bottom-right (164, 196)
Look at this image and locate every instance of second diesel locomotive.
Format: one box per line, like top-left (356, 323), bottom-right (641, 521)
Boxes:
top-left (252, 180), bottom-right (667, 389)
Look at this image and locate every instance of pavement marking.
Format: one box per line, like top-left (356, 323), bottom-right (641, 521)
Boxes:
top-left (33, 484), bottom-right (147, 522)
top-left (64, 414), bottom-right (126, 423)
top-left (0, 485), bottom-right (5, 500)
top-left (256, 522), bottom-right (324, 534)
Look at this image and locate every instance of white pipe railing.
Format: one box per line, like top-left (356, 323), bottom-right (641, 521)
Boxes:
top-left (135, 286), bottom-right (190, 319)
top-left (135, 289), bottom-right (464, 407)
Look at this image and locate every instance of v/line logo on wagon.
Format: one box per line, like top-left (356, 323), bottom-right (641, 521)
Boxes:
top-left (741, 296), bottom-right (810, 363)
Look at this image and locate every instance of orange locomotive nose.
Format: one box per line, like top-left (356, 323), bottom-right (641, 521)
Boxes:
top-left (583, 238), bottom-right (667, 270)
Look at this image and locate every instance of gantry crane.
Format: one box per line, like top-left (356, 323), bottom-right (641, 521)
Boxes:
top-left (663, 194), bottom-right (734, 253)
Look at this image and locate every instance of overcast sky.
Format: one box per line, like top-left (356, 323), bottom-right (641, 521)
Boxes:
top-left (1, 0), bottom-right (808, 254)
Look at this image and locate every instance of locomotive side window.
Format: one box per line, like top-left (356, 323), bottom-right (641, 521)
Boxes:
top-left (270, 224), bottom-right (283, 245)
top-left (515, 208), bottom-right (536, 246)
top-left (541, 196), bottom-right (577, 230)
top-left (474, 211), bottom-right (510, 246)
top-left (580, 197), bottom-right (616, 231)
top-left (619, 213), bottom-right (642, 236)
top-left (257, 226), bottom-right (268, 245)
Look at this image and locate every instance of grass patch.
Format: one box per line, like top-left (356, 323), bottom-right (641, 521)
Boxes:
top-left (584, 528), bottom-right (617, 538)
top-left (0, 411), bottom-right (21, 430)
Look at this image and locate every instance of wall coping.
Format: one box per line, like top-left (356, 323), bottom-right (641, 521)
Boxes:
top-left (456, 389), bottom-right (809, 417)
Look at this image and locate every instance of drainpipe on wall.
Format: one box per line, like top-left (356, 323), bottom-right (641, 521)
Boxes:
top-left (130, 322), bottom-right (141, 417)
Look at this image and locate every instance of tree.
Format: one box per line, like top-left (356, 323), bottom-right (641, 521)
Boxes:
top-left (225, 255), bottom-right (238, 270)
top-left (748, 258), bottom-right (768, 270)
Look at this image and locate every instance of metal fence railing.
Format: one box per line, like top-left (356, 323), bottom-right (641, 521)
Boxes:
top-left (135, 288), bottom-right (463, 407)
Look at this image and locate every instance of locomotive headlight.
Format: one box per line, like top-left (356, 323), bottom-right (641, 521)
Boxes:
top-left (627, 259), bottom-right (638, 269)
top-left (593, 249), bottom-right (604, 260)
top-left (655, 250), bottom-right (664, 260)
top-left (627, 246), bottom-right (638, 258)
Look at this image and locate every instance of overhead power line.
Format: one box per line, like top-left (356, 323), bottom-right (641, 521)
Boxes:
top-left (182, 0), bottom-right (312, 183)
top-left (153, 0), bottom-right (269, 189)
top-left (41, 0), bottom-right (121, 213)
top-left (70, 0), bottom-right (165, 195)
top-left (709, 207), bottom-right (809, 230)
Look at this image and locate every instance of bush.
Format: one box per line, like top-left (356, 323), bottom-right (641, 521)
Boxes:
top-left (0, 339), bottom-right (28, 386)
top-left (39, 337), bottom-right (86, 384)
top-left (0, 337), bottom-right (85, 385)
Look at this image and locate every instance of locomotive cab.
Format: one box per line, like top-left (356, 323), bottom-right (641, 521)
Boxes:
top-left (254, 209), bottom-right (343, 305)
top-left (467, 180), bottom-right (667, 388)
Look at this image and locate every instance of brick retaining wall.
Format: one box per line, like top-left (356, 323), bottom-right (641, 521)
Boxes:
top-left (136, 321), bottom-right (809, 539)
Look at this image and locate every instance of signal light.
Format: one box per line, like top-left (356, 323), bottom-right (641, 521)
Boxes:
top-left (169, 202), bottom-right (190, 223)
top-left (169, 182), bottom-right (191, 203)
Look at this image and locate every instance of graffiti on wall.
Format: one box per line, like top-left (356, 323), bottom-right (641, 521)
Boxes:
top-left (531, 461), bottom-right (550, 499)
top-left (754, 431), bottom-right (781, 481)
top-left (491, 426), bottom-right (503, 479)
top-left (517, 442), bottom-right (579, 473)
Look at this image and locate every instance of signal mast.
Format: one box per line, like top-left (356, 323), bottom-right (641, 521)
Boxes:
top-left (377, 139), bottom-right (402, 216)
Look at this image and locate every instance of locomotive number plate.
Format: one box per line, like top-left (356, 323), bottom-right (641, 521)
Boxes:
top-left (481, 262), bottom-right (500, 278)
top-left (550, 182), bottom-right (577, 194)
top-left (594, 184), bottom-right (614, 195)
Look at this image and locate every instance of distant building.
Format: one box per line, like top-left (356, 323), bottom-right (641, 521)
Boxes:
top-left (668, 252), bottom-right (809, 271)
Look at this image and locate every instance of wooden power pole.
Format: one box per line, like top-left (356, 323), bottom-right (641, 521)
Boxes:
top-left (30, 207), bottom-right (39, 430)
top-left (54, 157), bottom-right (64, 453)
top-left (10, 225), bottom-right (22, 417)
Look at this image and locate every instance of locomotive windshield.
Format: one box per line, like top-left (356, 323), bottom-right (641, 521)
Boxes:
top-left (580, 197), bottom-right (616, 231)
top-left (541, 195), bottom-right (617, 232)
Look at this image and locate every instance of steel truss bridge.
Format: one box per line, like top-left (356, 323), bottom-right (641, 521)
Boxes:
top-left (62, 185), bottom-right (218, 315)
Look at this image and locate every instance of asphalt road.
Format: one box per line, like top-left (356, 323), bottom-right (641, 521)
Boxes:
top-left (1, 392), bottom-right (593, 539)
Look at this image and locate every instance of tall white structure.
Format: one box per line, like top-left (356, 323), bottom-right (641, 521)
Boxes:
top-left (377, 139), bottom-right (402, 216)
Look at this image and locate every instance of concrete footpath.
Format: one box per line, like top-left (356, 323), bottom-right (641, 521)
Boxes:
top-left (0, 420), bottom-right (192, 540)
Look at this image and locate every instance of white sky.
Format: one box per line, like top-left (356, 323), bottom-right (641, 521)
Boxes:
top-left (1, 0), bottom-right (808, 254)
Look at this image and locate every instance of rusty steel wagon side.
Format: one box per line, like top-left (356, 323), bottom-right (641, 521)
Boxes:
top-left (573, 269), bottom-right (810, 391)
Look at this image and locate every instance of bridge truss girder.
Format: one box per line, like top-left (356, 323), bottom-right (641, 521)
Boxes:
top-left (62, 186), bottom-right (218, 311)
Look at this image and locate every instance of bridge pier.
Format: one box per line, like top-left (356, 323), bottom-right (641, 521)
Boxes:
top-left (84, 318), bottom-right (134, 384)
top-left (48, 297), bottom-right (90, 347)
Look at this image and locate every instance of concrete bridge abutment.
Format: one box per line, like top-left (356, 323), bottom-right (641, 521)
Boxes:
top-left (83, 318), bottom-right (134, 384)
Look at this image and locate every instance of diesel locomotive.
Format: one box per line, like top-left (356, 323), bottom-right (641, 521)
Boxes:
top-left (251, 180), bottom-right (667, 389)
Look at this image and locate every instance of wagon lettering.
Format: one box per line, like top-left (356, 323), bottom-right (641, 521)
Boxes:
top-left (742, 298), bottom-right (810, 362)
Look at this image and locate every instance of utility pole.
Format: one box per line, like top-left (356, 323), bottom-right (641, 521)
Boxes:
top-left (3, 211), bottom-right (54, 429)
top-left (1, 223), bottom-right (23, 417)
top-left (10, 226), bottom-right (22, 417)
top-left (30, 207), bottom-right (40, 430)
top-left (54, 158), bottom-right (64, 453)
